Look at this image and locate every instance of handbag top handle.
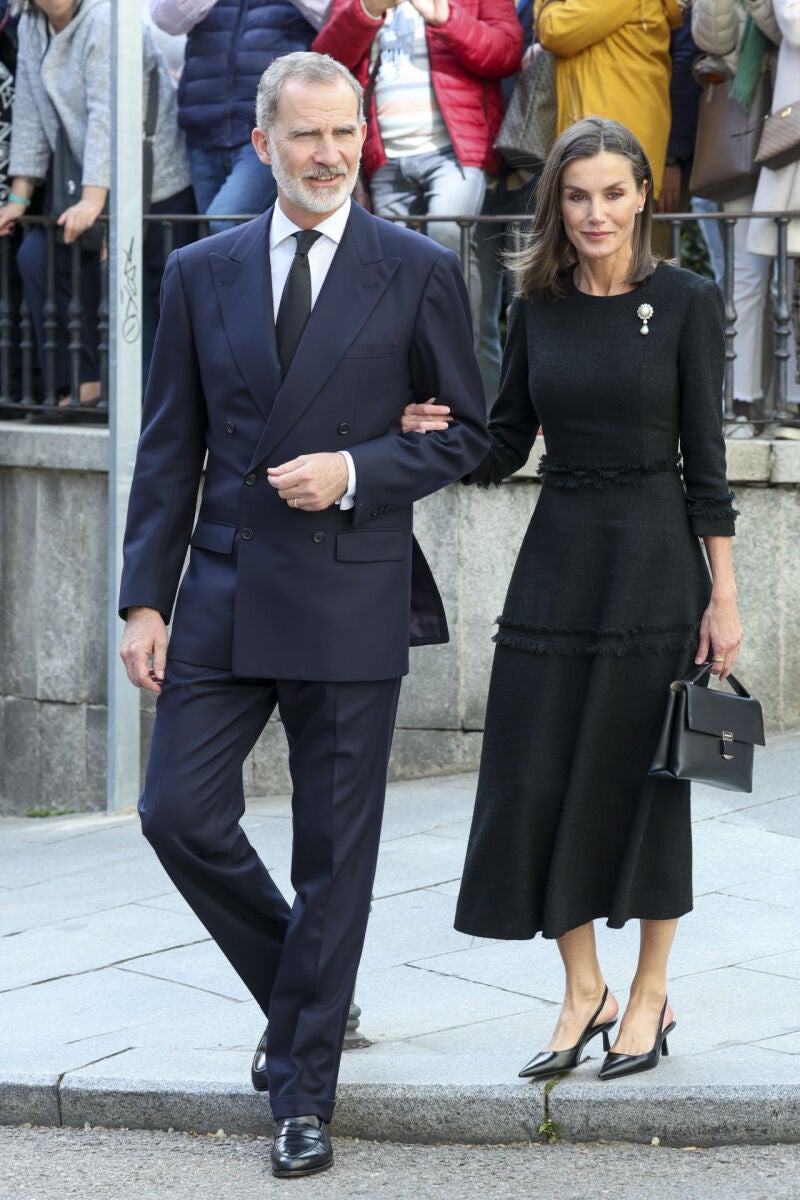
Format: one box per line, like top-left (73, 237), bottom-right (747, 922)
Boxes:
top-left (687, 660), bottom-right (751, 699)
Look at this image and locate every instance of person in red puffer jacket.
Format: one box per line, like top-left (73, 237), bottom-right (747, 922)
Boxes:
top-left (314, 0), bottom-right (522, 329)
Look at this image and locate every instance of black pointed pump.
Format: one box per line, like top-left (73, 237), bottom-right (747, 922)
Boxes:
top-left (519, 985), bottom-right (618, 1081)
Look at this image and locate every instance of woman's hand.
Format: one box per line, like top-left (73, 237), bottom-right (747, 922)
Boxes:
top-left (57, 197), bottom-right (104, 245)
top-left (409, 0), bottom-right (450, 26)
top-left (0, 201), bottom-right (28, 237)
top-left (695, 591), bottom-right (743, 680)
top-left (401, 400), bottom-right (453, 434)
top-left (361, 0), bottom-right (401, 16)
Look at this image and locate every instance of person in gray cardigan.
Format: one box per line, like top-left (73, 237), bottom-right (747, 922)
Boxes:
top-left (0, 0), bottom-right (195, 413)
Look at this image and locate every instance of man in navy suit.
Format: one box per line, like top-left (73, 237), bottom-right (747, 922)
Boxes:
top-left (119, 51), bottom-right (488, 1179)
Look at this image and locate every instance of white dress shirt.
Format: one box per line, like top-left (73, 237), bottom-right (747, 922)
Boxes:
top-left (269, 199), bottom-right (357, 510)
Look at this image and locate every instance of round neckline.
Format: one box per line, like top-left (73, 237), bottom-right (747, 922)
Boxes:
top-left (568, 272), bottom-right (653, 300)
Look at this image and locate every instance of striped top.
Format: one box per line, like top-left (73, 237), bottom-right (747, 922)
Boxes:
top-left (372, 3), bottom-right (450, 158)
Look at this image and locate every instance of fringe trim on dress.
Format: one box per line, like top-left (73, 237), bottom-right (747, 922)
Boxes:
top-left (537, 455), bottom-right (682, 489)
top-left (685, 491), bottom-right (740, 520)
top-left (494, 616), bottom-right (699, 657)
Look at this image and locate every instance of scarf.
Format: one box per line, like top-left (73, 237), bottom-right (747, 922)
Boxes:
top-left (730, 14), bottom-right (768, 111)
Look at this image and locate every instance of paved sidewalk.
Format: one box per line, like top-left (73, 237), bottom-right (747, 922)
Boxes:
top-left (1, 732), bottom-right (799, 1146)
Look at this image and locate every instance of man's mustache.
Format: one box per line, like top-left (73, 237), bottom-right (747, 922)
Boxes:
top-left (302, 167), bottom-right (349, 181)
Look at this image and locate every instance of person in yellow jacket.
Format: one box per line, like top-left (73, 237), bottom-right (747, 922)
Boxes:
top-left (535, 0), bottom-right (684, 198)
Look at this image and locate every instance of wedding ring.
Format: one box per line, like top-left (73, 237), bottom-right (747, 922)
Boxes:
top-left (713, 657), bottom-right (724, 662)
top-left (292, 498), bottom-right (299, 509)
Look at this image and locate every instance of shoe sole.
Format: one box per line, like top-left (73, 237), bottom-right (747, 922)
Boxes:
top-left (271, 1159), bottom-right (333, 1179)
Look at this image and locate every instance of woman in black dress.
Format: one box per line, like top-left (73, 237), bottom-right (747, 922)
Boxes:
top-left (402, 118), bottom-right (743, 1081)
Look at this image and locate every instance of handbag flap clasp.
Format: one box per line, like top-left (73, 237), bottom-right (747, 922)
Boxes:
top-left (721, 729), bottom-right (734, 759)
top-left (684, 682), bottom-right (766, 747)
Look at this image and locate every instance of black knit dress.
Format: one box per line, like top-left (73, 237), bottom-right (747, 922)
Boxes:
top-left (453, 265), bottom-right (737, 942)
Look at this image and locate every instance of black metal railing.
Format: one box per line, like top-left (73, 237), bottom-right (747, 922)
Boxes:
top-left (0, 209), bottom-right (797, 425)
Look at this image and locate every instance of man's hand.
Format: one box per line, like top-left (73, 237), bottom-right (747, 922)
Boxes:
top-left (655, 163), bottom-right (682, 215)
top-left (120, 606), bottom-right (168, 694)
top-left (409, 0), bottom-right (450, 25)
top-left (267, 452), bottom-right (349, 511)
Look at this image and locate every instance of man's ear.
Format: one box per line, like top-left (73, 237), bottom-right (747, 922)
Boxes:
top-left (252, 127), bottom-right (272, 166)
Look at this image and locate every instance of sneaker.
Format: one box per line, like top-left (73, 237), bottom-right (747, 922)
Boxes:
top-left (775, 418), bottom-right (800, 440)
top-left (724, 414), bottom-right (756, 439)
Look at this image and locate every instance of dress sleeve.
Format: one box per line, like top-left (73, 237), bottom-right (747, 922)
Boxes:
top-left (465, 297), bottom-right (540, 486)
top-left (678, 278), bottom-right (738, 537)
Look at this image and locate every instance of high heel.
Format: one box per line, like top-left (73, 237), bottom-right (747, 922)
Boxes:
top-left (519, 985), bottom-right (618, 1080)
top-left (598, 997), bottom-right (675, 1081)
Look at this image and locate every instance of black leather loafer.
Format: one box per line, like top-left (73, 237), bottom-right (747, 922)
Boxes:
top-left (251, 1027), bottom-right (268, 1092)
top-left (270, 1115), bottom-right (333, 1178)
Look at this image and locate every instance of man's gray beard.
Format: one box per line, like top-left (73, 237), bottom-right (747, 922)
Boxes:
top-left (268, 137), bottom-right (359, 215)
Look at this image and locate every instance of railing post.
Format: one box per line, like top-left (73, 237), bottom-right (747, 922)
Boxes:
top-left (459, 219), bottom-right (471, 278)
top-left (721, 217), bottom-right (737, 417)
top-left (107, 3), bottom-right (143, 813)
top-left (42, 223), bottom-right (58, 410)
top-left (97, 243), bottom-right (109, 416)
top-left (67, 242), bottom-right (83, 409)
top-left (0, 236), bottom-right (11, 406)
top-left (343, 991), bottom-right (370, 1050)
top-left (772, 216), bottom-right (790, 421)
top-left (18, 284), bottom-right (34, 410)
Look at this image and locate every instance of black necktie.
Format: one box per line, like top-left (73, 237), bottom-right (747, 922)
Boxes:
top-left (275, 229), bottom-right (322, 377)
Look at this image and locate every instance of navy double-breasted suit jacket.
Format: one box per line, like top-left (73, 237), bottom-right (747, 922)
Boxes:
top-left (119, 201), bottom-right (490, 681)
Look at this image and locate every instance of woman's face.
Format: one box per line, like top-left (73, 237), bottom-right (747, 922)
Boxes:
top-left (559, 152), bottom-right (647, 269)
top-left (33, 0), bottom-right (76, 30)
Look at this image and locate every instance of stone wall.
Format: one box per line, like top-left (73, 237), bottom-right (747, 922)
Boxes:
top-left (1, 424), bottom-right (798, 813)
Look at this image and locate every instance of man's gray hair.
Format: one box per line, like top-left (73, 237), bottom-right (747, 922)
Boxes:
top-left (255, 52), bottom-right (364, 133)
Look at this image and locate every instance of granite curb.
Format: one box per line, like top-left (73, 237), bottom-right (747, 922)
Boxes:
top-left (2, 1075), bottom-right (799, 1147)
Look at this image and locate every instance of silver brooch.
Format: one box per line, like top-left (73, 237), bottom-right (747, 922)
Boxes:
top-left (637, 303), bottom-right (653, 336)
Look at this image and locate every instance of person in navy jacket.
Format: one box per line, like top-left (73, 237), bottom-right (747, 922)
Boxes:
top-left (150, 0), bottom-right (317, 231)
top-left (119, 51), bottom-right (488, 1180)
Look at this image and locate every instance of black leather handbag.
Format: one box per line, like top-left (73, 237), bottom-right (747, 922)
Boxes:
top-left (649, 662), bottom-right (765, 793)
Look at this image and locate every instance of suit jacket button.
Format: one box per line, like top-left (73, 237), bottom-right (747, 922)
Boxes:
top-left (241, 527), bottom-right (254, 540)
top-left (244, 473), bottom-right (256, 486)
top-left (337, 422), bottom-right (350, 436)
top-left (225, 421), bottom-right (236, 434)
top-left (312, 530), bottom-right (325, 543)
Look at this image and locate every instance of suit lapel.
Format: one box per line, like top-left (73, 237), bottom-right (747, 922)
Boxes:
top-left (247, 204), bottom-right (400, 472)
top-left (210, 211), bottom-right (280, 423)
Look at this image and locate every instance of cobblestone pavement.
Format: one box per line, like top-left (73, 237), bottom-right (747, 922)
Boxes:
top-left (2, 1127), bottom-right (799, 1200)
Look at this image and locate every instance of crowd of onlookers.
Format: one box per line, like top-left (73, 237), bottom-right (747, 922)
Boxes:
top-left (0, 0), bottom-right (797, 434)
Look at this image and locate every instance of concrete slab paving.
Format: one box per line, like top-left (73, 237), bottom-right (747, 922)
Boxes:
top-left (0, 859), bottom-right (179, 936)
top-left (118, 940), bottom-right (252, 1003)
top-left (739, 949), bottom-right (800, 980)
top-left (0, 904), bottom-right (208, 991)
top-left (691, 820), bottom-right (800, 894)
top-left (0, 732), bottom-right (798, 1145)
top-left (721, 868), bottom-right (800, 908)
top-left (717, 793), bottom-right (800, 838)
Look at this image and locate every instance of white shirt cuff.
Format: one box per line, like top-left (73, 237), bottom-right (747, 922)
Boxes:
top-left (336, 449), bottom-right (356, 510)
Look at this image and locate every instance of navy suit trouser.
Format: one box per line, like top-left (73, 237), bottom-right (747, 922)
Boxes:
top-left (139, 658), bottom-right (401, 1123)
